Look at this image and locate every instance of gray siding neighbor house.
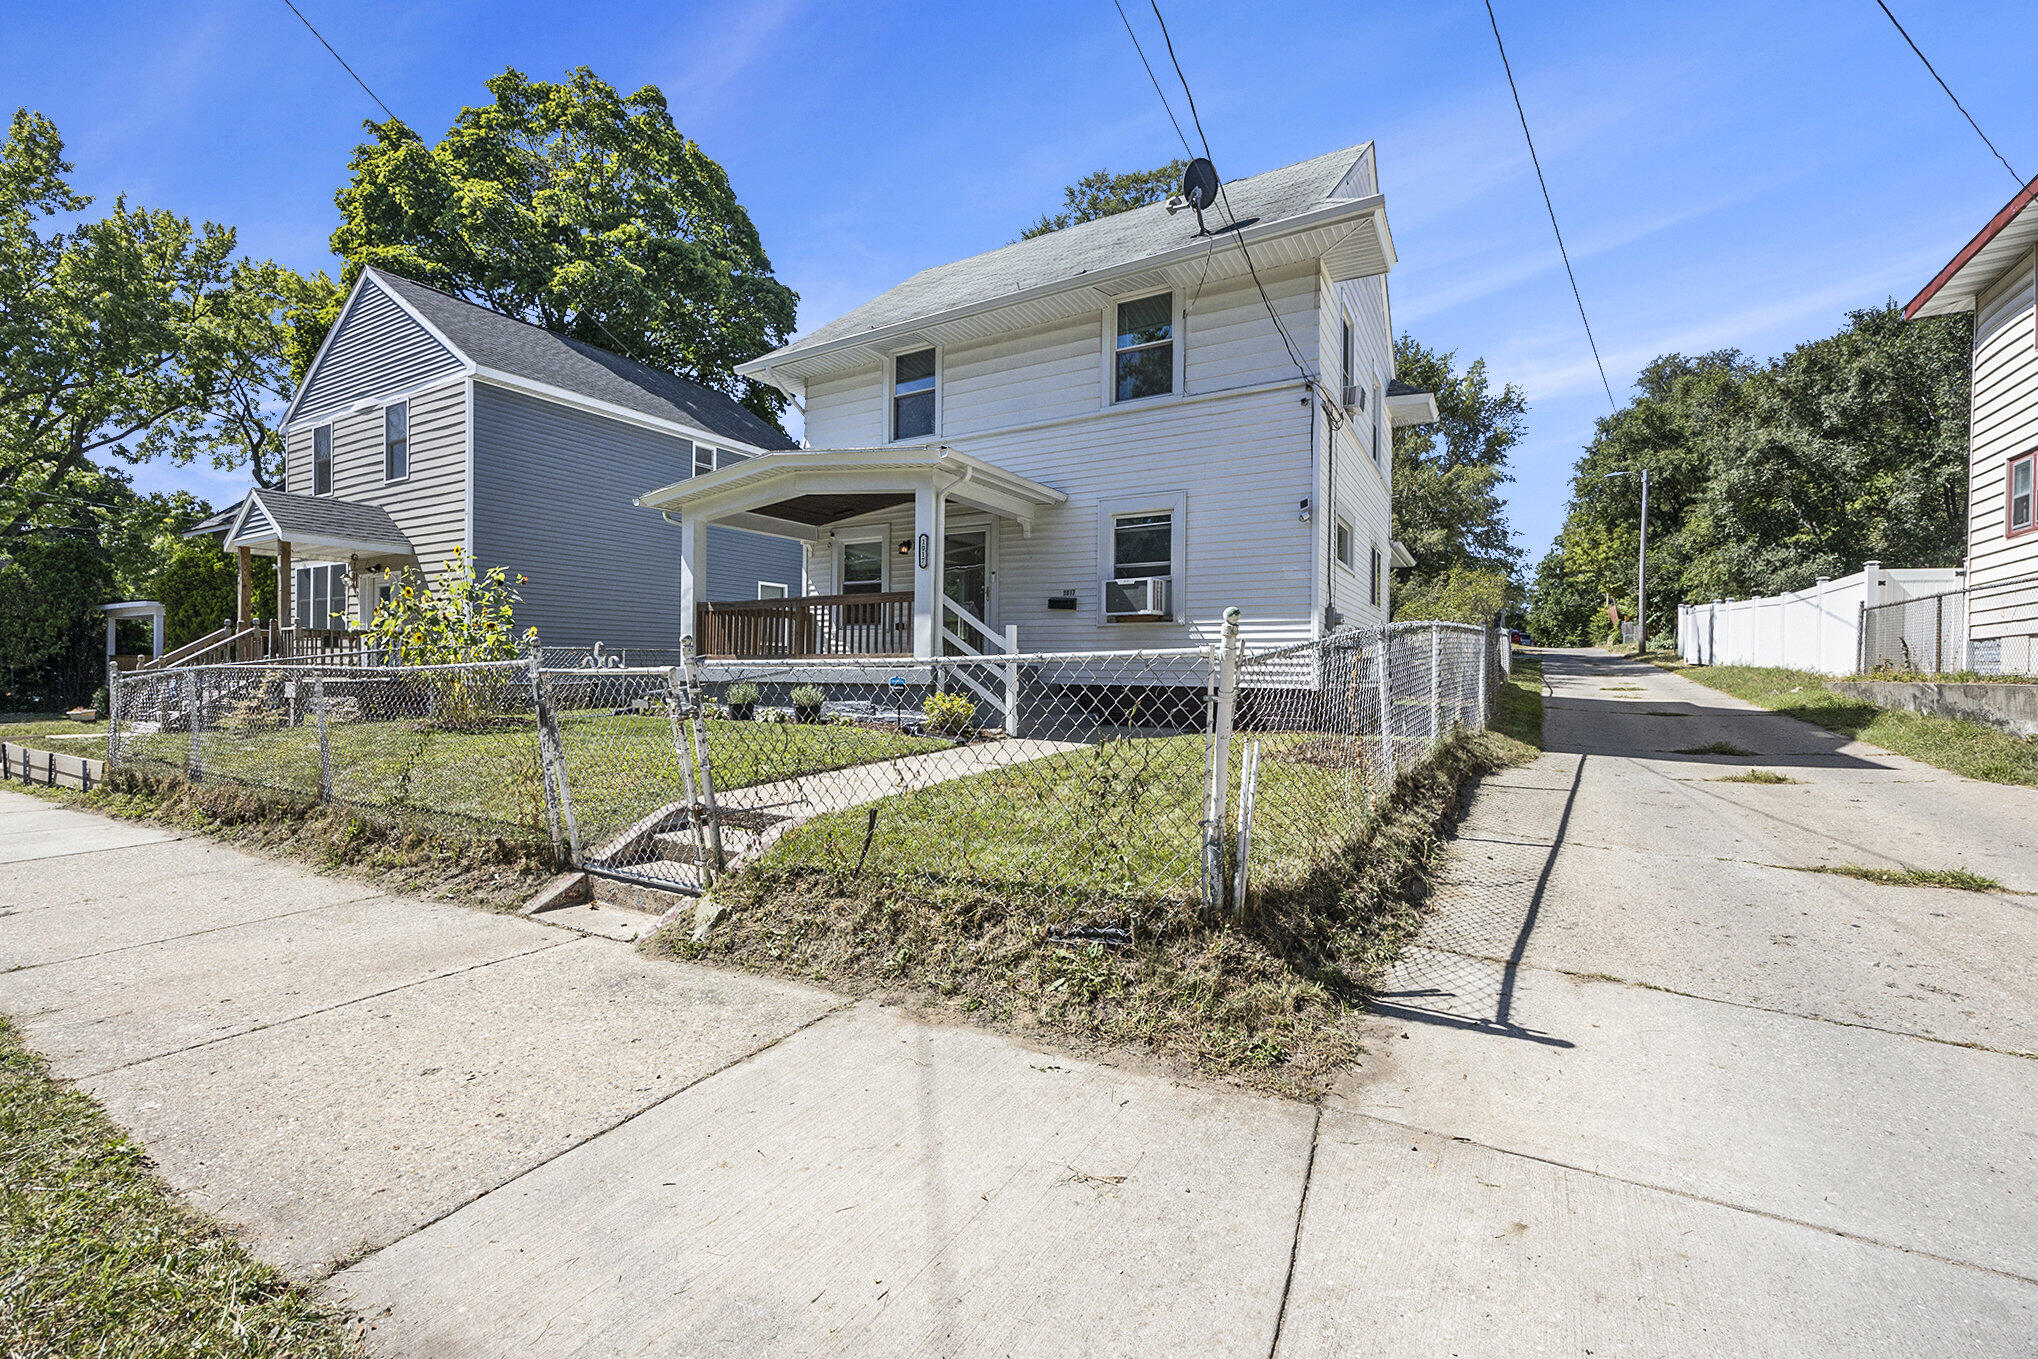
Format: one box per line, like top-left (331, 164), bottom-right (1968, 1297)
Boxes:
top-left (198, 267), bottom-right (801, 653)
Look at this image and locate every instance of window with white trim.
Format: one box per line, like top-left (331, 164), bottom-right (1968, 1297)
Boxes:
top-left (312, 425), bottom-right (332, 495)
top-left (692, 442), bottom-right (715, 477)
top-left (1113, 293), bottom-right (1173, 402)
top-left (295, 563), bottom-right (348, 630)
top-left (2010, 451), bottom-right (2035, 536)
top-left (1340, 317), bottom-right (1357, 407)
top-left (383, 401), bottom-right (409, 481)
top-left (1371, 381), bottom-right (1384, 465)
top-left (757, 581), bottom-right (789, 599)
top-left (1113, 512), bottom-right (1173, 580)
top-left (892, 349), bottom-right (937, 440)
top-left (1369, 545), bottom-right (1383, 607)
top-left (1335, 516), bottom-right (1354, 569)
top-left (841, 539), bottom-right (885, 595)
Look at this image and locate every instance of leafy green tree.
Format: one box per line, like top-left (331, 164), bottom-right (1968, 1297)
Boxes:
top-left (0, 110), bottom-right (332, 531)
top-left (1391, 565), bottom-right (1514, 625)
top-left (326, 68), bottom-right (797, 426)
top-left (0, 535), bottom-right (112, 709)
top-left (151, 538), bottom-right (274, 649)
top-left (1021, 162), bottom-right (1186, 239)
top-left (1390, 336), bottom-right (1526, 586)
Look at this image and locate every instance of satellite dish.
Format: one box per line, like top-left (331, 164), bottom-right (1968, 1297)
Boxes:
top-left (1181, 157), bottom-right (1219, 210)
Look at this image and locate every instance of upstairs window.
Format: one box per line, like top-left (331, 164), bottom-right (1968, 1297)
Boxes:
top-left (1371, 382), bottom-right (1384, 465)
top-left (383, 401), bottom-right (409, 481)
top-left (2011, 451), bottom-right (2036, 536)
top-left (1370, 545), bottom-right (1383, 607)
top-left (892, 349), bottom-right (937, 440)
top-left (312, 425), bottom-right (332, 495)
top-left (1113, 512), bottom-right (1173, 580)
top-left (841, 539), bottom-right (885, 595)
top-left (1340, 318), bottom-right (1357, 408)
top-left (692, 442), bottom-right (715, 477)
top-left (1335, 516), bottom-right (1354, 569)
top-left (1114, 293), bottom-right (1174, 402)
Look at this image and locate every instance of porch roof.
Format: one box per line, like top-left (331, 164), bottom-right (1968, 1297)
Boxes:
top-left (203, 489), bottom-right (415, 563)
top-left (637, 444), bottom-right (1068, 540)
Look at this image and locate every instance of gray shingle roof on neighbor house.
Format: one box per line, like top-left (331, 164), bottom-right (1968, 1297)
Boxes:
top-left (230, 490), bottom-right (412, 549)
top-left (369, 270), bottom-right (797, 452)
top-left (763, 144), bottom-right (1371, 363)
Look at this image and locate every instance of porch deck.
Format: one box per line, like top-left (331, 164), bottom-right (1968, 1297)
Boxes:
top-left (697, 592), bottom-right (913, 659)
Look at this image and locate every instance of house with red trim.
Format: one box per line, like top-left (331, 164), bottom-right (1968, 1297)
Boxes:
top-left (1908, 178), bottom-right (2038, 675)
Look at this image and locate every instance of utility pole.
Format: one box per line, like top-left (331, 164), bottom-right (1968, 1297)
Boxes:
top-left (1603, 468), bottom-right (1651, 656)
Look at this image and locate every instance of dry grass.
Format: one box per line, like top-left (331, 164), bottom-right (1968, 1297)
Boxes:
top-left (1785, 863), bottom-right (2007, 893)
top-left (1672, 740), bottom-right (1758, 757)
top-left (1710, 769), bottom-right (1801, 785)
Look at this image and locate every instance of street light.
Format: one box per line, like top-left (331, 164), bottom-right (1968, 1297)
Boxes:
top-left (1602, 468), bottom-right (1650, 656)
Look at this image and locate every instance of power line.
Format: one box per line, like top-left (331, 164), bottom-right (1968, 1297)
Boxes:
top-left (1112, 0), bottom-right (1194, 160)
top-left (1872, 0), bottom-right (2023, 188)
top-left (1484, 0), bottom-right (1616, 411)
top-left (279, 0), bottom-right (398, 125)
top-left (1140, 2), bottom-right (1313, 388)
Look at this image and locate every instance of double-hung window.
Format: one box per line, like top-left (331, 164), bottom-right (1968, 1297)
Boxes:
top-left (1114, 293), bottom-right (1173, 402)
top-left (383, 401), bottom-right (409, 481)
top-left (1340, 318), bottom-right (1357, 408)
top-left (311, 425), bottom-right (332, 495)
top-left (1369, 545), bottom-right (1383, 608)
top-left (2010, 451), bottom-right (2036, 537)
top-left (892, 349), bottom-right (936, 440)
top-left (1113, 512), bottom-right (1172, 581)
top-left (1371, 382), bottom-right (1384, 465)
top-left (1336, 516), bottom-right (1354, 569)
top-left (295, 563), bottom-right (347, 631)
top-left (692, 442), bottom-right (716, 477)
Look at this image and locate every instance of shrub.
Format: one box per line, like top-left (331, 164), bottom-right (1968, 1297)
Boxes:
top-left (725, 682), bottom-right (760, 706)
top-left (923, 690), bottom-right (976, 736)
top-left (367, 547), bottom-right (535, 665)
top-left (790, 684), bottom-right (825, 708)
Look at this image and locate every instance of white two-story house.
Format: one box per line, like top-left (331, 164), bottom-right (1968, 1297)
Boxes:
top-left (1907, 176), bottom-right (2038, 675)
top-left (639, 143), bottom-right (1433, 664)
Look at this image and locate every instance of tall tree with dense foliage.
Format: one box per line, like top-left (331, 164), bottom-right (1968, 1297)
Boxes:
top-left (1389, 335), bottom-right (1526, 589)
top-left (0, 110), bottom-right (330, 532)
top-left (1527, 305), bottom-right (1972, 645)
top-left (324, 68), bottom-right (797, 426)
top-left (1021, 162), bottom-right (1186, 238)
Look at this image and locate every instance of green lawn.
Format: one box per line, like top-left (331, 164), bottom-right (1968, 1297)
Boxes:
top-left (1653, 660), bottom-right (2038, 786)
top-left (0, 714), bottom-right (107, 746)
top-left (0, 1016), bottom-right (357, 1357)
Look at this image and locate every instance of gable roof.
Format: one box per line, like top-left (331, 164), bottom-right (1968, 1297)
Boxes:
top-left (745, 144), bottom-right (1383, 378)
top-left (1907, 173), bottom-right (2038, 320)
top-left (289, 269), bottom-right (796, 451)
top-left (221, 489), bottom-right (412, 555)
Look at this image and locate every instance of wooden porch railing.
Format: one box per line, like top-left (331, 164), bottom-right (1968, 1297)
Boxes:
top-left (697, 591), bottom-right (914, 658)
top-left (141, 620), bottom-right (382, 669)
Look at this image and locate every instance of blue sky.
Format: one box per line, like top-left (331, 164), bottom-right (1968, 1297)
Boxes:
top-left (7, 0), bottom-right (2034, 563)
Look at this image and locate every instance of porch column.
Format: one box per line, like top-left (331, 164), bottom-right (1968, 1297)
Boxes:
top-left (276, 540), bottom-right (293, 629)
top-left (911, 483), bottom-right (946, 659)
top-left (678, 512), bottom-right (703, 649)
top-left (105, 615), bottom-right (117, 662)
top-left (236, 546), bottom-right (252, 630)
top-left (151, 608), bottom-right (164, 659)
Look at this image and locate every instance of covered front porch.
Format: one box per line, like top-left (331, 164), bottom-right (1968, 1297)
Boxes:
top-left (165, 489), bottom-right (417, 668)
top-left (638, 446), bottom-right (1066, 660)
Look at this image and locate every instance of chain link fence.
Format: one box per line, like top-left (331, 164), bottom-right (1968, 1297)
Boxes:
top-left (1859, 588), bottom-right (1966, 674)
top-left (105, 618), bottom-right (1503, 914)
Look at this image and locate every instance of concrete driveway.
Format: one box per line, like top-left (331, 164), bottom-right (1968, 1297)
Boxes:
top-left (1, 651), bottom-right (2033, 1355)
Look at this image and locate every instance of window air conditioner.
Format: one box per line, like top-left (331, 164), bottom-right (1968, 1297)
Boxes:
top-left (1343, 383), bottom-right (1364, 411)
top-left (1103, 576), bottom-right (1172, 620)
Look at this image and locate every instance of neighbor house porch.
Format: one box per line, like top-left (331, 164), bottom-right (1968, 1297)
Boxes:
top-left (637, 446), bottom-right (1066, 661)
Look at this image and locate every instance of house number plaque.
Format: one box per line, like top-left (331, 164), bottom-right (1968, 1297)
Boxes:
top-left (917, 534), bottom-right (929, 569)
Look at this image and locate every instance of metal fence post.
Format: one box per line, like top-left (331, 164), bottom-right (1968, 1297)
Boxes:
top-left (1428, 624), bottom-right (1442, 744)
top-left (526, 652), bottom-right (578, 863)
top-left (105, 663), bottom-right (122, 771)
top-left (1202, 606), bottom-right (1241, 913)
top-left (665, 666), bottom-right (711, 872)
top-left (679, 637), bottom-right (727, 874)
top-left (1934, 594), bottom-right (1945, 674)
top-left (183, 669), bottom-right (203, 782)
top-left (1855, 601), bottom-right (1867, 675)
top-left (311, 673), bottom-right (332, 803)
top-left (1376, 628), bottom-right (1397, 780)
top-left (1474, 627), bottom-right (1490, 730)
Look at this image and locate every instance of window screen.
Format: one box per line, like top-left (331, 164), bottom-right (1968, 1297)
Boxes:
top-left (1114, 294), bottom-right (1173, 402)
top-left (1113, 512), bottom-right (1172, 579)
top-left (2012, 453), bottom-right (2035, 534)
top-left (893, 349), bottom-right (936, 440)
top-left (295, 564), bottom-right (347, 630)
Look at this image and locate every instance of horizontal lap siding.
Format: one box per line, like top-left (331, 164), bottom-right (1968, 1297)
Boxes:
top-left (293, 280), bottom-right (464, 425)
top-left (1967, 254), bottom-right (2038, 651)
top-left (1323, 272), bottom-right (1393, 628)
top-left (470, 383), bottom-right (800, 650)
top-left (803, 368), bottom-right (885, 447)
top-left (282, 377), bottom-right (467, 580)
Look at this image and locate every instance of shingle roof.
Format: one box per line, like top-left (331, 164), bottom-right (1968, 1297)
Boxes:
top-left (763, 145), bottom-right (1369, 363)
top-left (369, 270), bottom-right (797, 451)
top-left (226, 491), bottom-right (411, 550)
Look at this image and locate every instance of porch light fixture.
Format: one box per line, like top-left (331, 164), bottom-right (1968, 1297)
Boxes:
top-left (898, 539), bottom-right (912, 554)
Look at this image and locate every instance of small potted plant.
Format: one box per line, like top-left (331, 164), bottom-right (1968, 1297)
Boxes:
top-left (790, 684), bottom-right (825, 724)
top-left (923, 691), bottom-right (976, 741)
top-left (724, 682), bottom-right (759, 722)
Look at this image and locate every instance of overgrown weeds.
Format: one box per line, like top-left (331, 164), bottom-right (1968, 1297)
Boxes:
top-left (0, 1016), bottom-right (360, 1357)
top-left (1711, 769), bottom-right (1800, 784)
top-left (1785, 863), bottom-right (2008, 893)
top-left (1672, 740), bottom-right (1758, 757)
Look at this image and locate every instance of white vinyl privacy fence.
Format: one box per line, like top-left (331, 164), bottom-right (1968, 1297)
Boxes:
top-left (105, 617), bottom-right (1508, 914)
top-left (1676, 562), bottom-right (1963, 675)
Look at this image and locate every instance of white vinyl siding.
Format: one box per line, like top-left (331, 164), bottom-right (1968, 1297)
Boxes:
top-left (1965, 251), bottom-right (2038, 664)
top-left (1319, 268), bottom-right (1393, 627)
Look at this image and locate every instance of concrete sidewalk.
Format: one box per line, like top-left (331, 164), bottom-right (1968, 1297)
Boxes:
top-left (3, 651), bottom-right (2034, 1354)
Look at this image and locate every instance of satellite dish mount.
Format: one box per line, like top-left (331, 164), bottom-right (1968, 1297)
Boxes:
top-left (1166, 157), bottom-right (1221, 235)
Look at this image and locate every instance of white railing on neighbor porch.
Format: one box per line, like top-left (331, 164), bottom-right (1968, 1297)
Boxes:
top-left (1677, 562), bottom-right (1963, 675)
top-left (940, 595), bottom-right (1020, 734)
